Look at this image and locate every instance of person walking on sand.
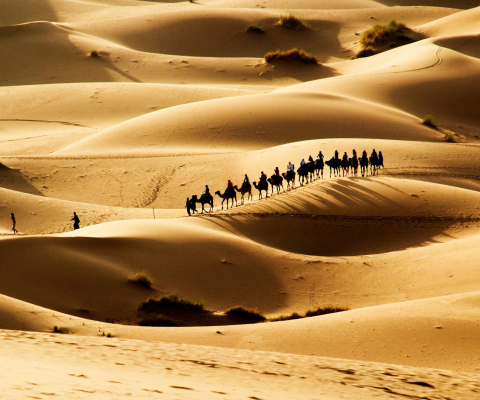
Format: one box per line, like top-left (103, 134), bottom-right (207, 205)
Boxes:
top-left (185, 197), bottom-right (191, 216)
top-left (71, 212), bottom-right (80, 230)
top-left (10, 213), bottom-right (18, 234)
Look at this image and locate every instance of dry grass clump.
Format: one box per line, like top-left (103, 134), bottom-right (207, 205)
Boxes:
top-left (276, 14), bottom-right (307, 30)
top-left (421, 114), bottom-right (438, 129)
top-left (128, 271), bottom-right (154, 289)
top-left (138, 315), bottom-right (178, 327)
top-left (138, 293), bottom-right (206, 313)
top-left (87, 50), bottom-right (100, 58)
top-left (305, 305), bottom-right (349, 316)
top-left (53, 325), bottom-right (65, 333)
top-left (355, 20), bottom-right (413, 58)
top-left (225, 306), bottom-right (266, 323)
top-left (270, 305), bottom-right (349, 322)
top-left (361, 20), bottom-right (410, 47)
top-left (264, 49), bottom-right (318, 64)
top-left (246, 24), bottom-right (265, 33)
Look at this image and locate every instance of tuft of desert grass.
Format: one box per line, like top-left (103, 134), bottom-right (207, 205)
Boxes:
top-left (276, 14), bottom-right (307, 30)
top-left (361, 20), bottom-right (410, 47)
top-left (354, 20), bottom-right (413, 58)
top-left (443, 129), bottom-right (458, 143)
top-left (354, 46), bottom-right (377, 59)
top-left (269, 305), bottom-right (349, 322)
top-left (53, 325), bottom-right (64, 333)
top-left (421, 114), bottom-right (438, 129)
top-left (264, 48), bottom-right (318, 64)
top-left (246, 24), bottom-right (265, 33)
top-left (87, 50), bottom-right (100, 58)
top-left (225, 306), bottom-right (266, 322)
top-left (138, 293), bottom-right (206, 313)
top-left (138, 315), bottom-right (179, 327)
top-left (304, 305), bottom-right (349, 317)
top-left (128, 271), bottom-right (154, 289)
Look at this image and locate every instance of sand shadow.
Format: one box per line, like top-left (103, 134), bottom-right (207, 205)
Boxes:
top-left (0, 163), bottom-right (44, 196)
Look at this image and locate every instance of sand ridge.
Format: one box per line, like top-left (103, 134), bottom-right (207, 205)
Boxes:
top-left (1, 0), bottom-right (480, 397)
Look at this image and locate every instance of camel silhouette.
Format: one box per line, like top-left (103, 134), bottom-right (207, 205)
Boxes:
top-left (234, 183), bottom-right (252, 204)
top-left (252, 180), bottom-right (268, 199)
top-left (215, 188), bottom-right (237, 209)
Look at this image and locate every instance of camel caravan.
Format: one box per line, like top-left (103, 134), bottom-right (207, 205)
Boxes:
top-left (185, 149), bottom-right (384, 215)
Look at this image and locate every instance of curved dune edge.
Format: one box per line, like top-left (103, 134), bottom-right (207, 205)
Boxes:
top-left (2, 291), bottom-right (480, 373)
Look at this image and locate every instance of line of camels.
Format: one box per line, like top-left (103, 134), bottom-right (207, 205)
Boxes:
top-left (189, 150), bottom-right (383, 214)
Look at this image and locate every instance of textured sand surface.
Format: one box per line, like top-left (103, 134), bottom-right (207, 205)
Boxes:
top-left (1, 0), bottom-right (479, 398)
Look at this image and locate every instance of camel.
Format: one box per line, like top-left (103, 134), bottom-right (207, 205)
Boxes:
top-left (315, 158), bottom-right (324, 179)
top-left (325, 157), bottom-right (341, 177)
top-left (268, 174), bottom-right (285, 195)
top-left (253, 179), bottom-right (269, 199)
top-left (341, 159), bottom-right (350, 177)
top-left (307, 160), bottom-right (316, 181)
top-left (233, 183), bottom-right (252, 204)
top-left (195, 192), bottom-right (213, 213)
top-left (282, 170), bottom-right (295, 190)
top-left (360, 155), bottom-right (369, 177)
top-left (297, 163), bottom-right (309, 186)
top-left (350, 157), bottom-right (359, 176)
top-left (370, 155), bottom-right (378, 176)
top-left (215, 188), bottom-right (237, 209)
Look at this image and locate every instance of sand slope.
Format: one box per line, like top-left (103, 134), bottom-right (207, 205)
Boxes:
top-left (1, 0), bottom-right (480, 396)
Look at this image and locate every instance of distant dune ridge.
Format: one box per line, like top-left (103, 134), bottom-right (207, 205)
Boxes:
top-left (1, 0), bottom-right (480, 398)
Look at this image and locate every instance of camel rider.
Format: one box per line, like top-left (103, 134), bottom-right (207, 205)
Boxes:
top-left (352, 149), bottom-right (357, 159)
top-left (335, 150), bottom-right (339, 160)
top-left (204, 185), bottom-right (210, 196)
top-left (227, 180), bottom-right (233, 189)
top-left (371, 149), bottom-right (378, 160)
top-left (378, 151), bottom-right (384, 168)
top-left (260, 171), bottom-right (267, 182)
top-left (362, 149), bottom-right (367, 158)
top-left (287, 161), bottom-right (294, 172)
top-left (300, 158), bottom-right (306, 166)
top-left (244, 174), bottom-right (251, 188)
top-left (317, 151), bottom-right (323, 160)
top-left (274, 167), bottom-right (280, 176)
top-left (308, 155), bottom-right (314, 163)
top-left (342, 152), bottom-right (348, 163)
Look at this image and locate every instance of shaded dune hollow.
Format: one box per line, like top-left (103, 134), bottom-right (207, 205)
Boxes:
top-left (199, 214), bottom-right (463, 256)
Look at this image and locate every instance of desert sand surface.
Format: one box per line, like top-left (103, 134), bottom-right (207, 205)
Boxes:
top-left (1, 0), bottom-right (480, 398)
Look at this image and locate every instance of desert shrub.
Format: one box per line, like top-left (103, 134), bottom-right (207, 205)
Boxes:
top-left (264, 49), bottom-right (318, 64)
top-left (361, 20), bottom-right (410, 48)
top-left (269, 312), bottom-right (303, 322)
top-left (138, 293), bottom-right (206, 313)
top-left (246, 24), bottom-right (265, 33)
top-left (88, 50), bottom-right (100, 58)
top-left (138, 315), bottom-right (178, 327)
top-left (304, 305), bottom-right (349, 317)
top-left (53, 325), bottom-right (64, 333)
top-left (354, 46), bottom-right (377, 59)
top-left (422, 114), bottom-right (438, 129)
top-left (225, 306), bottom-right (266, 322)
top-left (269, 305), bottom-right (349, 322)
top-left (443, 129), bottom-right (458, 143)
top-left (128, 271), bottom-right (154, 289)
top-left (276, 14), bottom-right (307, 30)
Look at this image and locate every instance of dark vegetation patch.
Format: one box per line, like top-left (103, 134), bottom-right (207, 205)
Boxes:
top-left (264, 49), bottom-right (318, 64)
top-left (225, 306), bottom-right (267, 323)
top-left (246, 24), bottom-right (265, 34)
top-left (128, 271), bottom-right (154, 289)
top-left (276, 14), bottom-right (307, 30)
top-left (354, 20), bottom-right (415, 58)
top-left (269, 305), bottom-right (349, 322)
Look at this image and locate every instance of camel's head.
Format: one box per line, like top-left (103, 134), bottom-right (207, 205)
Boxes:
top-left (214, 190), bottom-right (220, 195)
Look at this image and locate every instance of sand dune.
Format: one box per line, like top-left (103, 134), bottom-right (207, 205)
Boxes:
top-left (1, 0), bottom-right (480, 396)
